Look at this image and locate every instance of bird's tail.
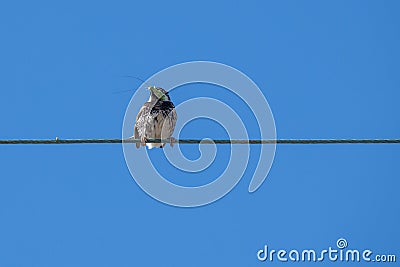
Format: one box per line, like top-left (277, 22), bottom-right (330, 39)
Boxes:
top-left (146, 143), bottom-right (164, 149)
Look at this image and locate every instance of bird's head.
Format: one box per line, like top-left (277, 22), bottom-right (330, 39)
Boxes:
top-left (148, 86), bottom-right (170, 101)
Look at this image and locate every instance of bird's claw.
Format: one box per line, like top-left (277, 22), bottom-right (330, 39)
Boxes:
top-left (170, 137), bottom-right (176, 147)
top-left (141, 136), bottom-right (147, 146)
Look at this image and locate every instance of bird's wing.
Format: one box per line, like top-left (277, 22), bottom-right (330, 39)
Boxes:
top-left (170, 108), bottom-right (177, 135)
top-left (134, 103), bottom-right (151, 148)
top-left (134, 125), bottom-right (140, 149)
top-left (161, 108), bottom-right (177, 140)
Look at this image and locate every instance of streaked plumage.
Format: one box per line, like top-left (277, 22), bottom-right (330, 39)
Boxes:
top-left (134, 87), bottom-right (177, 149)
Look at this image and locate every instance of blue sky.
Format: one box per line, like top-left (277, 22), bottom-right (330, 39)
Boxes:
top-left (0, 1), bottom-right (399, 266)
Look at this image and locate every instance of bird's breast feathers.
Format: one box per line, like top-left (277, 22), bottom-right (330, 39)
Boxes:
top-left (135, 100), bottom-right (177, 136)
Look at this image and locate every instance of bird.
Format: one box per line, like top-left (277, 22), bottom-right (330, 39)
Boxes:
top-left (134, 86), bottom-right (177, 149)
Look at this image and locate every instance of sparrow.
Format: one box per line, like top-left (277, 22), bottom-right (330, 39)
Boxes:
top-left (134, 86), bottom-right (177, 149)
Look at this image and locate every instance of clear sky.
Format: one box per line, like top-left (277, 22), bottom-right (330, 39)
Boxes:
top-left (0, 1), bottom-right (399, 266)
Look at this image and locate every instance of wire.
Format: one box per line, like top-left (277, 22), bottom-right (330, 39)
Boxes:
top-left (0, 138), bottom-right (399, 145)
